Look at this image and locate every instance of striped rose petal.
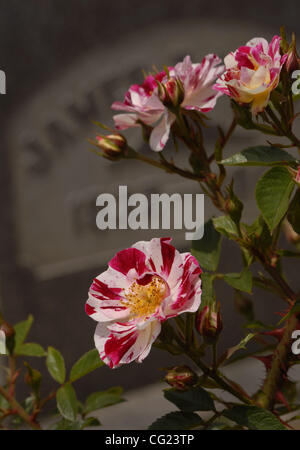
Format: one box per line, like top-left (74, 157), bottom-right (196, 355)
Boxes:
top-left (86, 238), bottom-right (202, 368)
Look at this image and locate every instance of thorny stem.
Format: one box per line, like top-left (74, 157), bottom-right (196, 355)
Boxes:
top-left (188, 350), bottom-right (253, 406)
top-left (170, 330), bottom-right (253, 405)
top-left (256, 315), bottom-right (299, 411)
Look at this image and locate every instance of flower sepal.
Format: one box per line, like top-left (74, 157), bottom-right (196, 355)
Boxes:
top-left (95, 134), bottom-right (127, 160)
top-left (157, 77), bottom-right (185, 111)
top-left (164, 365), bottom-right (198, 391)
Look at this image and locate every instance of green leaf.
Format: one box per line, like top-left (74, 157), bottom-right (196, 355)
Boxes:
top-left (69, 349), bottom-right (104, 382)
top-left (220, 146), bottom-right (296, 167)
top-left (164, 386), bottom-right (214, 412)
top-left (14, 315), bottom-right (34, 350)
top-left (212, 215), bottom-right (239, 239)
top-left (223, 405), bottom-right (286, 430)
top-left (15, 343), bottom-right (46, 357)
top-left (149, 411), bottom-right (203, 430)
top-left (46, 346), bottom-right (66, 384)
top-left (84, 387), bottom-right (124, 414)
top-left (200, 273), bottom-right (216, 307)
top-left (56, 383), bottom-right (78, 422)
top-left (255, 167), bottom-right (295, 232)
top-left (50, 419), bottom-right (82, 430)
top-left (81, 417), bottom-right (101, 429)
top-left (224, 268), bottom-right (252, 293)
top-left (191, 219), bottom-right (222, 271)
top-left (288, 189), bottom-right (300, 234)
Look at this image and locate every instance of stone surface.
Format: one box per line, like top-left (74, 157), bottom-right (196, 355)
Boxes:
top-left (0, 2), bottom-right (300, 396)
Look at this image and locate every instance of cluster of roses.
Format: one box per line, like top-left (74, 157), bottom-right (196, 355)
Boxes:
top-left (86, 36), bottom-right (292, 369)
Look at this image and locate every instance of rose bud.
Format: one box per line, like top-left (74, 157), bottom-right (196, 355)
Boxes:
top-left (158, 77), bottom-right (184, 108)
top-left (286, 33), bottom-right (300, 74)
top-left (96, 134), bottom-right (127, 160)
top-left (196, 303), bottom-right (223, 343)
top-left (165, 365), bottom-right (198, 391)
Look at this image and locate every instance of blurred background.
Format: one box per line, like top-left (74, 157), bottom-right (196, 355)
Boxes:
top-left (0, 0), bottom-right (300, 423)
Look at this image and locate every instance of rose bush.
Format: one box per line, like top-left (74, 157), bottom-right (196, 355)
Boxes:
top-left (90, 29), bottom-right (300, 430)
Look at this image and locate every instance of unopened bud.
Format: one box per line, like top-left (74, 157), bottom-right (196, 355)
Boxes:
top-left (158, 77), bottom-right (184, 108)
top-left (286, 34), bottom-right (300, 74)
top-left (196, 303), bottom-right (223, 343)
top-left (96, 134), bottom-right (127, 160)
top-left (165, 365), bottom-right (198, 391)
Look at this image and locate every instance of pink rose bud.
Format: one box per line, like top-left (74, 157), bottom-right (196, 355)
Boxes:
top-left (165, 365), bottom-right (198, 391)
top-left (286, 33), bottom-right (300, 74)
top-left (196, 303), bottom-right (223, 343)
top-left (96, 134), bottom-right (127, 160)
top-left (158, 77), bottom-right (184, 108)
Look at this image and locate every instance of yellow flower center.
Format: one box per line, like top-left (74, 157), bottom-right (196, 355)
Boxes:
top-left (122, 276), bottom-right (168, 318)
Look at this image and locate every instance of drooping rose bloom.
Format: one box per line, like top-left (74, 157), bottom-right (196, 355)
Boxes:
top-left (86, 238), bottom-right (202, 368)
top-left (112, 55), bottom-right (224, 151)
top-left (214, 36), bottom-right (287, 115)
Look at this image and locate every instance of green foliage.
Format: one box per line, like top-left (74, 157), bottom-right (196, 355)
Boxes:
top-left (213, 215), bottom-right (239, 239)
top-left (221, 146), bottom-right (297, 166)
top-left (15, 343), bottom-right (46, 357)
top-left (84, 387), bottom-right (124, 414)
top-left (255, 166), bottom-right (295, 232)
top-left (46, 346), bottom-right (66, 384)
top-left (69, 349), bottom-right (104, 382)
top-left (164, 386), bottom-right (215, 412)
top-left (56, 384), bottom-right (78, 422)
top-left (223, 268), bottom-right (253, 293)
top-left (149, 411), bottom-right (203, 430)
top-left (200, 273), bottom-right (216, 306)
top-left (223, 405), bottom-right (286, 430)
top-left (14, 315), bottom-right (34, 351)
top-left (191, 219), bottom-right (222, 271)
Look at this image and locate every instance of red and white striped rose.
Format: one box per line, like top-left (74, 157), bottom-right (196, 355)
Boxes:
top-left (214, 36), bottom-right (287, 115)
top-left (112, 54), bottom-right (224, 152)
top-left (86, 238), bottom-right (202, 368)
